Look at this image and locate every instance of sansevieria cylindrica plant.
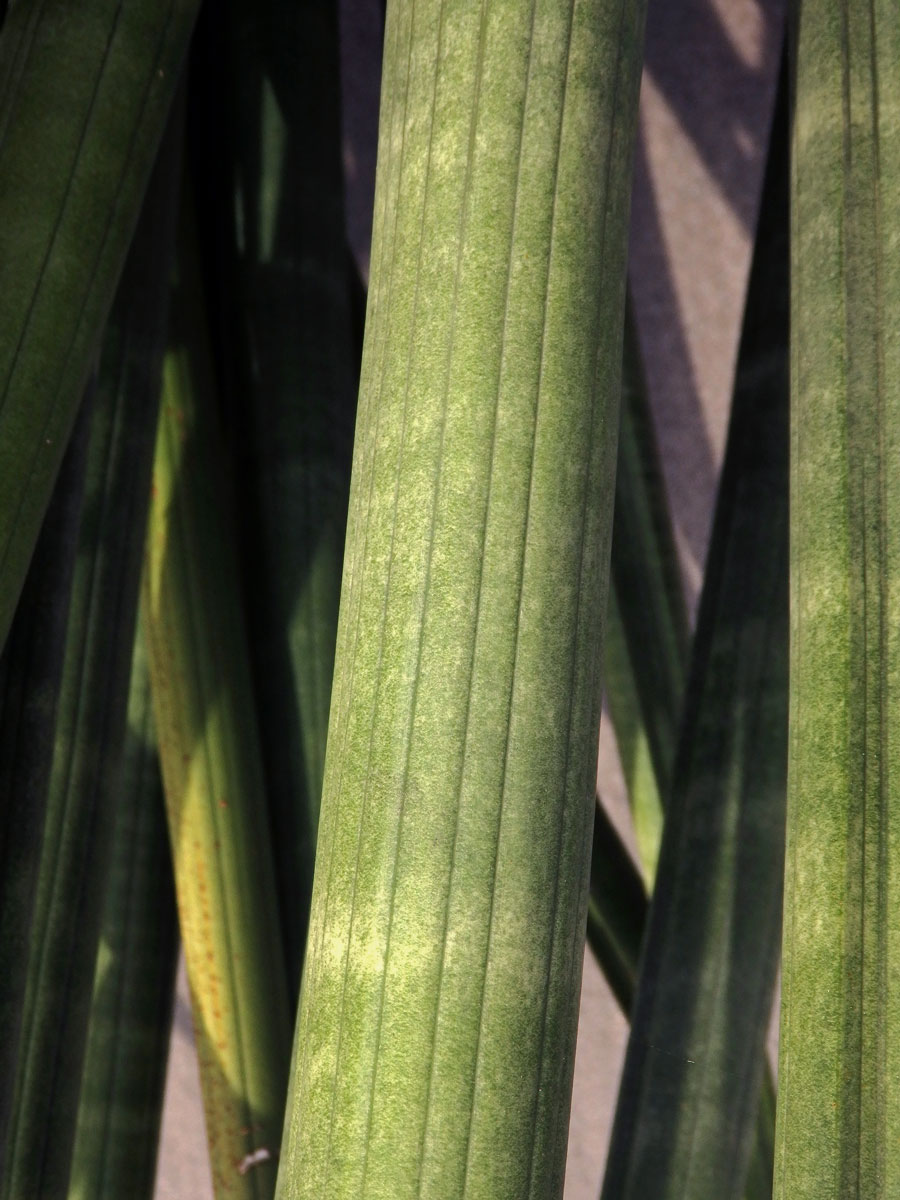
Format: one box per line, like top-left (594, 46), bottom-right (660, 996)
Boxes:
top-left (8, 1), bottom-right (900, 1197)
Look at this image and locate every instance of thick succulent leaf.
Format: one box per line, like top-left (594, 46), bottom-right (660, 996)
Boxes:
top-left (142, 196), bottom-right (291, 1200)
top-left (68, 623), bottom-right (177, 1200)
top-left (0, 113), bottom-right (182, 1200)
top-left (0, 393), bottom-right (92, 1160)
top-left (600, 56), bottom-right (788, 1200)
top-left (775, 5), bottom-right (900, 1195)
top-left (189, 0), bottom-right (357, 1000)
top-left (0, 0), bottom-right (200, 651)
top-left (275, 0), bottom-right (647, 1194)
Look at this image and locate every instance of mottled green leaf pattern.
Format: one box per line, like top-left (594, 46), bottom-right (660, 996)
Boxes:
top-left (776, 5), bottom-right (900, 1195)
top-left (276, 0), bottom-right (647, 1194)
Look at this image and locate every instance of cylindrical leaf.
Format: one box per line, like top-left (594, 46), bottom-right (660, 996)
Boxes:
top-left (276, 0), bottom-right (647, 1194)
top-left (0, 391), bottom-right (92, 1158)
top-left (775, 4), bottom-right (900, 1195)
top-left (605, 300), bottom-right (688, 880)
top-left (585, 798), bottom-right (648, 1015)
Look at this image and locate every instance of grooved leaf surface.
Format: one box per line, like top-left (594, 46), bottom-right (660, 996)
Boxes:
top-left (776, 4), bottom-right (900, 1196)
top-left (276, 0), bottom-right (647, 1196)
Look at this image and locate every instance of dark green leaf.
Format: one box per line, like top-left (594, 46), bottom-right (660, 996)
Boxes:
top-left (189, 0), bottom-right (357, 1001)
top-left (0, 108), bottom-right (182, 1200)
top-left (601, 53), bottom-right (788, 1200)
top-left (0, 0), bottom-right (200, 651)
top-left (68, 624), bottom-right (178, 1200)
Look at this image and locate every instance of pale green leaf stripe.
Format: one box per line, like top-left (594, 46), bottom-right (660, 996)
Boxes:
top-left (601, 57), bottom-right (788, 1200)
top-left (776, 4), bottom-right (900, 1195)
top-left (142, 199), bottom-right (291, 1200)
top-left (275, 0), bottom-right (647, 1195)
top-left (68, 622), bottom-right (177, 1200)
top-left (0, 0), bottom-right (199, 653)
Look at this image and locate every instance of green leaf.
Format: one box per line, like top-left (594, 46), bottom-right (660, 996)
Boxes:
top-left (275, 0), bottom-right (647, 1194)
top-left (189, 0), bottom-right (358, 1000)
top-left (585, 798), bottom-right (648, 1014)
top-left (0, 392), bottom-right (92, 1159)
top-left (0, 107), bottom-right (182, 1200)
top-left (142, 191), bottom-right (292, 1200)
top-left (600, 54), bottom-right (788, 1200)
top-left (0, 0), bottom-right (200, 652)
top-left (775, 4), bottom-right (900, 1194)
top-left (604, 300), bottom-right (689, 882)
top-left (68, 622), bottom-right (178, 1200)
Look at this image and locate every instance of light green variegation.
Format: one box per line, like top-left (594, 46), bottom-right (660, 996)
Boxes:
top-left (142, 197), bottom-right (291, 1200)
top-left (275, 0), bottom-right (647, 1195)
top-left (775, 4), bottom-right (900, 1195)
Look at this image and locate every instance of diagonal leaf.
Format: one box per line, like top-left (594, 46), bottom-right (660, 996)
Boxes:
top-left (142, 190), bottom-right (292, 1200)
top-left (600, 51), bottom-right (789, 1200)
top-left (0, 0), bottom-right (200, 652)
top-left (275, 0), bottom-right (648, 1194)
top-left (775, 4), bottom-right (900, 1194)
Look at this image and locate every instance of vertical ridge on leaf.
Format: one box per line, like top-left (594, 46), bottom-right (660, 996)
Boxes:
top-left (777, 4), bottom-right (900, 1195)
top-left (276, 0), bottom-right (647, 1195)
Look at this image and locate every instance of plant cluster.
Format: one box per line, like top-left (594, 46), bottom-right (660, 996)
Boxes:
top-left (0, 0), bottom-right (893, 1198)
